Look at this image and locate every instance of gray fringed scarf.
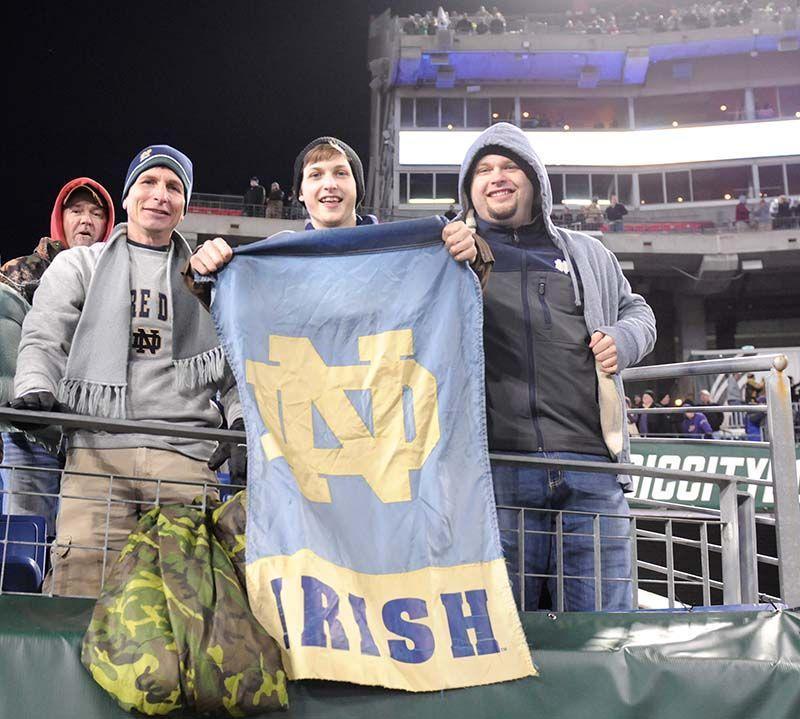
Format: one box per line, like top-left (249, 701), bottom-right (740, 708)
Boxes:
top-left (58, 224), bottom-right (225, 418)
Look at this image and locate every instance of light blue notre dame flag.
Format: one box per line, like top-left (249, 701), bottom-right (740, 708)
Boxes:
top-left (210, 216), bottom-right (535, 691)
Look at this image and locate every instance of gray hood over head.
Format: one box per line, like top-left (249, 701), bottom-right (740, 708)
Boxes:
top-left (457, 122), bottom-right (582, 306)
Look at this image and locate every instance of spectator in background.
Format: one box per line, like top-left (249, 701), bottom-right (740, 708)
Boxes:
top-left (726, 372), bottom-right (743, 405)
top-left (583, 196), bottom-right (604, 230)
top-left (753, 198), bottom-right (771, 230)
top-left (637, 389), bottom-right (665, 436)
top-left (699, 388), bottom-right (725, 436)
top-left (679, 403), bottom-right (713, 438)
top-left (745, 373), bottom-right (765, 402)
top-left (756, 102), bottom-right (776, 119)
top-left (266, 182), bottom-right (284, 219)
top-left (605, 194), bottom-right (628, 232)
top-left (745, 395), bottom-right (767, 441)
top-left (1, 178), bottom-right (114, 533)
top-left (734, 195), bottom-right (750, 230)
top-left (283, 188), bottom-right (295, 219)
top-left (244, 176), bottom-right (266, 217)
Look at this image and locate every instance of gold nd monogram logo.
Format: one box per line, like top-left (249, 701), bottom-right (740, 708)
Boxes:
top-left (245, 329), bottom-right (440, 504)
top-left (139, 148), bottom-right (153, 162)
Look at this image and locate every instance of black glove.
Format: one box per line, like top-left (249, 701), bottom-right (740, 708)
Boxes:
top-left (8, 391), bottom-right (67, 431)
top-left (208, 418), bottom-right (248, 488)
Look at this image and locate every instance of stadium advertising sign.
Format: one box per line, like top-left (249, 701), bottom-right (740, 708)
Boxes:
top-left (629, 441), bottom-right (800, 512)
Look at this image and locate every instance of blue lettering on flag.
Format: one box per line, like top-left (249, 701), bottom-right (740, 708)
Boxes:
top-left (382, 598), bottom-right (435, 664)
top-left (301, 576), bottom-right (350, 651)
top-left (441, 590), bottom-right (501, 658)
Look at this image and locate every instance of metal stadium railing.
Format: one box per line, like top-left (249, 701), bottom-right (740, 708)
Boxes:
top-left (1, 354), bottom-right (798, 609)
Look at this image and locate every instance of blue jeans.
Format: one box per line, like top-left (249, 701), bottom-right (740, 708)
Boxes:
top-left (0, 433), bottom-right (63, 534)
top-left (492, 451), bottom-right (632, 612)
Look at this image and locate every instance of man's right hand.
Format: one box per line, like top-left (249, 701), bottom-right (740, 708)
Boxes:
top-left (190, 237), bottom-right (234, 275)
top-left (442, 221), bottom-right (478, 263)
top-left (8, 391), bottom-right (66, 430)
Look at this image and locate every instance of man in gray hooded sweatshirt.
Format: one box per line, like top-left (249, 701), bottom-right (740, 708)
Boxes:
top-left (444, 123), bottom-right (656, 611)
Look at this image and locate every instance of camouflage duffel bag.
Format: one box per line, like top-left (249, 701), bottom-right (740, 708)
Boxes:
top-left (81, 492), bottom-right (288, 716)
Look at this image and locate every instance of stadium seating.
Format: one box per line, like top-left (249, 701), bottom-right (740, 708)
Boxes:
top-left (0, 514), bottom-right (47, 593)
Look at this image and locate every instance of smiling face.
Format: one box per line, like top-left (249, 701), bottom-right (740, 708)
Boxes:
top-left (299, 147), bottom-right (357, 229)
top-left (469, 153), bottom-right (535, 228)
top-left (61, 195), bottom-right (107, 247)
top-left (123, 166), bottom-right (185, 245)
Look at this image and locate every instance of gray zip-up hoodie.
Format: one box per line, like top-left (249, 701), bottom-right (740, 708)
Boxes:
top-left (459, 123), bottom-right (656, 487)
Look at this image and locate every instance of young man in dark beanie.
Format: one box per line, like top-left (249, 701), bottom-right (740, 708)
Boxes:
top-left (12, 144), bottom-right (244, 598)
top-left (444, 122), bottom-right (656, 612)
top-left (190, 136), bottom-right (486, 277)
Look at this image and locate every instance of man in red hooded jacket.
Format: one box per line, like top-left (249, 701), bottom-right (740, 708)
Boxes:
top-left (0, 177), bottom-right (114, 303)
top-left (0, 177), bottom-right (113, 535)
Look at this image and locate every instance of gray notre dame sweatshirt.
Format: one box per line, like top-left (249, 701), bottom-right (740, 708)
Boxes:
top-left (15, 239), bottom-right (241, 460)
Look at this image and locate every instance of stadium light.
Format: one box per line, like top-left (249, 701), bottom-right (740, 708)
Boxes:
top-left (672, 121), bottom-right (679, 127)
top-left (742, 259), bottom-right (763, 271)
top-left (398, 120), bottom-right (800, 167)
top-left (563, 124), bottom-right (570, 130)
top-left (720, 105), bottom-right (727, 112)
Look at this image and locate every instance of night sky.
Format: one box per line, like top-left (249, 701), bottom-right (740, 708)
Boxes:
top-left (8, 0), bottom-right (579, 260)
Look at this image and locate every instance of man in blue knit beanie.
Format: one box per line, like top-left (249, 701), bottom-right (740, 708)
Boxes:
top-left (12, 144), bottom-right (243, 598)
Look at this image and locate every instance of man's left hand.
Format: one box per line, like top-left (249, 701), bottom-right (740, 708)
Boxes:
top-left (589, 331), bottom-right (618, 374)
top-left (208, 419), bottom-right (248, 488)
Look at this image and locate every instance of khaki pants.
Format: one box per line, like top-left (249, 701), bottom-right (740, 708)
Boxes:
top-left (45, 447), bottom-right (218, 598)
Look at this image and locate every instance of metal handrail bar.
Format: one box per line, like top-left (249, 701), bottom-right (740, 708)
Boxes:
top-left (621, 353), bottom-right (786, 381)
top-left (630, 437), bottom-right (769, 449)
top-left (628, 405), bottom-right (766, 414)
top-left (0, 409), bottom-right (772, 489)
top-left (0, 408), bottom-right (244, 444)
top-left (489, 452), bottom-right (772, 487)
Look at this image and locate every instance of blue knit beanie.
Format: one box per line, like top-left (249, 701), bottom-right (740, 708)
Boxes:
top-left (122, 145), bottom-right (193, 207)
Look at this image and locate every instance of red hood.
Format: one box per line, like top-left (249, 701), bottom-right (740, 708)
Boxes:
top-left (50, 177), bottom-right (115, 247)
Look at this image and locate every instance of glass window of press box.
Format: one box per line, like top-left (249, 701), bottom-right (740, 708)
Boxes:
top-left (416, 98), bottom-right (439, 127)
top-left (401, 172), bottom-right (459, 203)
top-left (635, 90), bottom-right (746, 127)
top-left (467, 98), bottom-right (491, 127)
top-left (490, 98), bottom-right (515, 124)
top-left (691, 166), bottom-right (751, 201)
top-left (520, 97), bottom-right (627, 129)
top-left (666, 171), bottom-right (692, 203)
top-left (440, 98), bottom-right (464, 128)
top-left (757, 164), bottom-right (785, 197)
